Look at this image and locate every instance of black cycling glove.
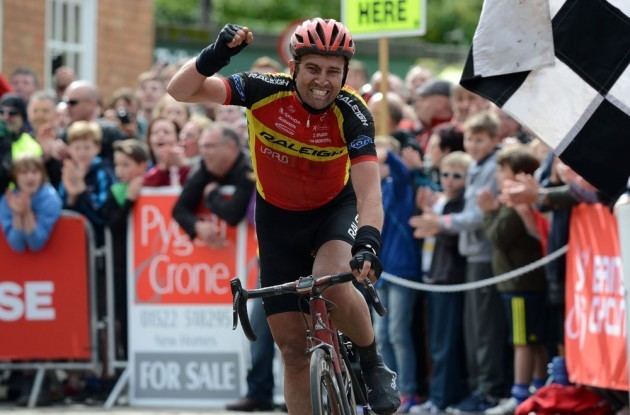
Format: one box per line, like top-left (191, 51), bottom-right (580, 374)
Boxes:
top-left (195, 24), bottom-right (249, 77)
top-left (349, 225), bottom-right (383, 278)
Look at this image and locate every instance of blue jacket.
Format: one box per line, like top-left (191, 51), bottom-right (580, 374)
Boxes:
top-left (379, 151), bottom-right (422, 281)
top-left (58, 156), bottom-right (114, 228)
top-left (0, 183), bottom-right (62, 252)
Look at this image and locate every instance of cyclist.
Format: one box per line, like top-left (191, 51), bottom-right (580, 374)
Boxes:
top-left (168, 18), bottom-right (400, 415)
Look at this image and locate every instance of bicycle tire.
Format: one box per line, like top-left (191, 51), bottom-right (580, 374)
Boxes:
top-left (338, 334), bottom-right (365, 409)
top-left (310, 348), bottom-right (350, 415)
top-left (338, 349), bottom-right (358, 412)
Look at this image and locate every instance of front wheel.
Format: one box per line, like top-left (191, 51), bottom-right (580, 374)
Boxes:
top-left (310, 348), bottom-right (348, 415)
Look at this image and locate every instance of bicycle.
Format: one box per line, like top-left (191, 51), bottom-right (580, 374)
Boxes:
top-left (231, 272), bottom-right (387, 415)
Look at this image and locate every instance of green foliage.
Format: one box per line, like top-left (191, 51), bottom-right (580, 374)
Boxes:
top-left (217, 0), bottom-right (341, 30)
top-left (155, 0), bottom-right (200, 26)
top-left (425, 0), bottom-right (483, 44)
top-left (155, 0), bottom-right (483, 44)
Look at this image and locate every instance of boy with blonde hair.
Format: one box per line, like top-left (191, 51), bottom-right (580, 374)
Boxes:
top-left (415, 151), bottom-right (471, 414)
top-left (411, 111), bottom-right (507, 413)
top-left (59, 120), bottom-right (114, 241)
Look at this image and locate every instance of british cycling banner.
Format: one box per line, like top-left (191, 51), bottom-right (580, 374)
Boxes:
top-left (0, 213), bottom-right (91, 360)
top-left (128, 188), bottom-right (258, 407)
top-left (565, 203), bottom-right (628, 391)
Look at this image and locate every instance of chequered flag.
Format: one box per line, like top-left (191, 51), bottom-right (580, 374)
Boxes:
top-left (461, 0), bottom-right (630, 198)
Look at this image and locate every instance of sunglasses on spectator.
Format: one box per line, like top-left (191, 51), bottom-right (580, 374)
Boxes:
top-left (64, 99), bottom-right (82, 106)
top-left (0, 108), bottom-right (19, 117)
top-left (441, 171), bottom-right (464, 180)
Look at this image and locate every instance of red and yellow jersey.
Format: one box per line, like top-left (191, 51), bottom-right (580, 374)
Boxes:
top-left (224, 72), bottom-right (376, 211)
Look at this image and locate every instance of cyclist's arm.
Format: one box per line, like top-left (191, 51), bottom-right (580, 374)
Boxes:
top-left (167, 24), bottom-right (253, 104)
top-left (167, 59), bottom-right (228, 104)
top-left (351, 160), bottom-right (383, 231)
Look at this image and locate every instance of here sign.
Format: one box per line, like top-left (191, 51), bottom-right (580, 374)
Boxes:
top-left (342, 0), bottom-right (426, 39)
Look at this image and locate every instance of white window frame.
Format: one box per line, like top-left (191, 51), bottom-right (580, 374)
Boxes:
top-left (44, 0), bottom-right (98, 88)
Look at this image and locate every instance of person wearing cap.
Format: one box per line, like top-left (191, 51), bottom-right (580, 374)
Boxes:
top-left (412, 79), bottom-right (454, 151)
top-left (0, 94), bottom-right (42, 194)
top-left (168, 18), bottom-right (400, 415)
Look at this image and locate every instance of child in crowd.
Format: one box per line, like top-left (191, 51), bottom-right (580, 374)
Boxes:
top-left (0, 155), bottom-right (62, 252)
top-left (144, 117), bottom-right (190, 187)
top-left (373, 135), bottom-right (422, 412)
top-left (59, 120), bottom-right (114, 328)
top-left (101, 139), bottom-right (149, 359)
top-left (153, 94), bottom-right (190, 130)
top-left (478, 145), bottom-right (548, 414)
top-left (58, 120), bottom-right (114, 240)
top-left (410, 111), bottom-right (507, 413)
top-left (425, 124), bottom-right (465, 187)
top-left (413, 151), bottom-right (471, 414)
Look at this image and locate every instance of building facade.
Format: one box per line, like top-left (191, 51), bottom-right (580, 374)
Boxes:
top-left (1, 0), bottom-right (154, 100)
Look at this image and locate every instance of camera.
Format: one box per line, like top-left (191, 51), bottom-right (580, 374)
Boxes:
top-left (116, 107), bottom-right (131, 125)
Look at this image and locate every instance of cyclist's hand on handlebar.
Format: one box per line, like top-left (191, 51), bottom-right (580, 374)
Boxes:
top-left (349, 249), bottom-right (383, 282)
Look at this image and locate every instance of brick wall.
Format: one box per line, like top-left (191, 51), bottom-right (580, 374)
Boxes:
top-left (2, 0), bottom-right (47, 86)
top-left (1, 0), bottom-right (154, 102)
top-left (97, 0), bottom-right (154, 102)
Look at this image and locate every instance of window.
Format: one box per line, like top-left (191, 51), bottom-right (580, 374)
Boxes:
top-left (45, 0), bottom-right (97, 87)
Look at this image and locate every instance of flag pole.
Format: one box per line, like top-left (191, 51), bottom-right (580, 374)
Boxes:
top-left (377, 37), bottom-right (389, 137)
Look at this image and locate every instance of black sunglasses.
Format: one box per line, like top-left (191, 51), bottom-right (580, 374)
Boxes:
top-left (0, 108), bottom-right (19, 117)
top-left (64, 99), bottom-right (81, 106)
top-left (441, 171), bottom-right (464, 180)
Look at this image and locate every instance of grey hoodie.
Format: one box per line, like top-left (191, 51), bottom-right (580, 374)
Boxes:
top-left (439, 151), bottom-right (498, 263)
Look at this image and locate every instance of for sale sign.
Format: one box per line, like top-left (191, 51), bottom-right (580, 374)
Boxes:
top-left (128, 188), bottom-right (257, 407)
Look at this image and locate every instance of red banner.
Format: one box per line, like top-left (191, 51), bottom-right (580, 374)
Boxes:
top-left (0, 214), bottom-right (92, 360)
top-left (565, 203), bottom-right (627, 390)
top-left (131, 191), bottom-right (258, 304)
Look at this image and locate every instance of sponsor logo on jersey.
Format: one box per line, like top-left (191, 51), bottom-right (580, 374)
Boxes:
top-left (274, 121), bottom-right (296, 136)
top-left (230, 75), bottom-right (246, 102)
top-left (337, 95), bottom-right (369, 127)
top-left (349, 135), bottom-right (374, 150)
top-left (260, 144), bottom-right (289, 164)
top-left (248, 73), bottom-right (290, 86)
top-left (278, 107), bottom-right (302, 125)
top-left (259, 131), bottom-right (345, 159)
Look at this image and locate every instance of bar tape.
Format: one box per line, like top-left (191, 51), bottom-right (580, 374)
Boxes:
top-left (381, 245), bottom-right (568, 293)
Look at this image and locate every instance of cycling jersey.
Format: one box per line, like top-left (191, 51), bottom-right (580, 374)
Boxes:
top-left (224, 72), bottom-right (376, 211)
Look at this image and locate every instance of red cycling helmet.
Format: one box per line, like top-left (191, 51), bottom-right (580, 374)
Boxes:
top-left (289, 18), bottom-right (355, 60)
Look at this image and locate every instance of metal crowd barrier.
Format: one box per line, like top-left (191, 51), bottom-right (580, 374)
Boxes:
top-left (0, 210), bottom-right (100, 408)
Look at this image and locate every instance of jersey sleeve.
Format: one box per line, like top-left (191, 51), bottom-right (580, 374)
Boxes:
top-left (224, 72), bottom-right (293, 109)
top-left (337, 89), bottom-right (377, 164)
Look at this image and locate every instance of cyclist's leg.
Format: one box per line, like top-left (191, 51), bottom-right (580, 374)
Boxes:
top-left (267, 311), bottom-right (311, 415)
top-left (256, 196), bottom-right (320, 414)
top-left (312, 239), bottom-right (374, 347)
top-left (314, 240), bottom-right (400, 415)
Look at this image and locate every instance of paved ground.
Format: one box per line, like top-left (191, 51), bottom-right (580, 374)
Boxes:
top-left (0, 407), bottom-right (279, 414)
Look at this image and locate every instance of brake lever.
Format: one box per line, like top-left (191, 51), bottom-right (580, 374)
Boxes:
top-left (364, 279), bottom-right (387, 316)
top-left (230, 279), bottom-right (243, 330)
top-left (230, 278), bottom-right (257, 341)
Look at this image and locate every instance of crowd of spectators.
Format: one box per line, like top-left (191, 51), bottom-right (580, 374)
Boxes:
top-left (0, 55), bottom-right (628, 415)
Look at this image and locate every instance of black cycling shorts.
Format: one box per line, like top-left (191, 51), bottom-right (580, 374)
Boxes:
top-left (255, 184), bottom-right (358, 316)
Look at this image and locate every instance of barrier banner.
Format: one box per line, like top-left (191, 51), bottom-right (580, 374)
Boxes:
top-left (128, 188), bottom-right (257, 407)
top-left (0, 213), bottom-right (91, 360)
top-left (565, 203), bottom-right (628, 390)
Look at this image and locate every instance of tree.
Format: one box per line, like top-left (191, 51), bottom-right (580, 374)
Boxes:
top-left (155, 0), bottom-right (483, 45)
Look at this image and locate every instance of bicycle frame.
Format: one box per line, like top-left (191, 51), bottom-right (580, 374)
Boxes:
top-left (230, 273), bottom-right (382, 415)
top-left (306, 279), bottom-right (343, 372)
